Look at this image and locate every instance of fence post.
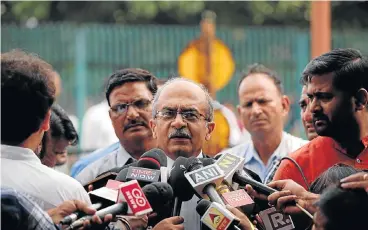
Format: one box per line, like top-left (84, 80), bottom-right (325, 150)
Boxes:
top-left (75, 27), bottom-right (87, 151)
top-left (290, 30), bottom-right (309, 138)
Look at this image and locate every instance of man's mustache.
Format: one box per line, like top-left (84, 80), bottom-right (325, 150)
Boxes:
top-left (169, 129), bottom-right (192, 139)
top-left (313, 113), bottom-right (329, 123)
top-left (124, 120), bottom-right (148, 131)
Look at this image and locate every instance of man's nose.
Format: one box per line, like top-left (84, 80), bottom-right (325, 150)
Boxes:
top-left (251, 103), bottom-right (262, 116)
top-left (171, 113), bottom-right (187, 129)
top-left (126, 105), bottom-right (139, 119)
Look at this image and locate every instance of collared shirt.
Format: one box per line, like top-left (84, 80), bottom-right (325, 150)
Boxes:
top-left (223, 132), bottom-right (308, 183)
top-left (1, 187), bottom-right (60, 230)
top-left (70, 142), bottom-right (121, 178)
top-left (274, 136), bottom-right (368, 189)
top-left (166, 152), bottom-right (203, 230)
top-left (75, 143), bottom-right (135, 185)
top-left (0, 145), bottom-right (91, 210)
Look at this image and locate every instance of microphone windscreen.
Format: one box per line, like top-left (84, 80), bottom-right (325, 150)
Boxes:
top-left (196, 199), bottom-right (211, 217)
top-left (138, 148), bottom-right (167, 169)
top-left (214, 154), bottom-right (222, 160)
top-left (142, 182), bottom-right (174, 210)
top-left (168, 157), bottom-right (195, 201)
top-left (115, 168), bottom-right (128, 182)
top-left (185, 157), bottom-right (203, 172)
top-left (200, 158), bottom-right (216, 166)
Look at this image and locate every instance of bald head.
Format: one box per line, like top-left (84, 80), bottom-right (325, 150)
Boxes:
top-left (152, 78), bottom-right (213, 121)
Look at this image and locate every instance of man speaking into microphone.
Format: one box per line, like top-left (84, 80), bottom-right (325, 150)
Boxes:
top-left (149, 77), bottom-right (216, 229)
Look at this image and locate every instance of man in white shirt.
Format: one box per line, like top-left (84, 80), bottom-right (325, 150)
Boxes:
top-left (74, 68), bottom-right (158, 185)
top-left (149, 78), bottom-right (216, 230)
top-left (223, 64), bottom-right (307, 183)
top-left (1, 50), bottom-right (90, 210)
top-left (80, 100), bottom-right (119, 151)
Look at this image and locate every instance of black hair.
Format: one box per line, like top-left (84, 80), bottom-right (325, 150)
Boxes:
top-left (310, 163), bottom-right (361, 194)
top-left (1, 50), bottom-right (56, 145)
top-left (39, 104), bottom-right (78, 159)
top-left (302, 48), bottom-right (368, 95)
top-left (105, 68), bottom-right (158, 106)
top-left (237, 63), bottom-right (284, 94)
top-left (316, 185), bottom-right (368, 230)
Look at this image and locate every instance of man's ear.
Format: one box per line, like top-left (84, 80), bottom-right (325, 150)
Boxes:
top-left (281, 95), bottom-right (291, 115)
top-left (40, 110), bottom-right (51, 132)
top-left (355, 88), bottom-right (368, 111)
top-left (205, 122), bottom-right (216, 141)
top-left (149, 119), bottom-right (157, 139)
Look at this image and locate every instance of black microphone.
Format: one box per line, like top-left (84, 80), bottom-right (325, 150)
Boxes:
top-left (184, 157), bottom-right (226, 206)
top-left (67, 202), bottom-right (128, 230)
top-left (137, 148), bottom-right (167, 169)
top-left (143, 182), bottom-right (174, 227)
top-left (168, 156), bottom-right (196, 216)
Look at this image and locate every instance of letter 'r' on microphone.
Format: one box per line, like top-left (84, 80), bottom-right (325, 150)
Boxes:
top-left (118, 180), bottom-right (153, 216)
top-left (259, 207), bottom-right (295, 230)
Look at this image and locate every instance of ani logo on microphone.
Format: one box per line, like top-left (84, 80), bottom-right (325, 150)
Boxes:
top-left (119, 180), bottom-right (152, 216)
top-left (259, 207), bottom-right (295, 230)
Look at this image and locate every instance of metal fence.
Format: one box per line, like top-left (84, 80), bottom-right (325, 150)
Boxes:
top-left (2, 23), bottom-right (368, 137)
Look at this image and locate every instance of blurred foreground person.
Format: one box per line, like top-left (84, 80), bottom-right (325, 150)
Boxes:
top-left (312, 185), bottom-right (368, 230)
top-left (274, 48), bottom-right (368, 188)
top-left (1, 187), bottom-right (112, 230)
top-left (1, 50), bottom-right (90, 209)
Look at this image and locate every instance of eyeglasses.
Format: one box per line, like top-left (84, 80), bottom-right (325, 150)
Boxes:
top-left (110, 99), bottom-right (152, 115)
top-left (155, 108), bottom-right (208, 123)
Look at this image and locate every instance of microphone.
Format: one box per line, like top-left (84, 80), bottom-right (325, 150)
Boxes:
top-left (221, 190), bottom-right (255, 215)
top-left (67, 202), bottom-right (128, 230)
top-left (137, 148), bottom-right (167, 169)
top-left (117, 179), bottom-right (153, 216)
top-left (196, 199), bottom-right (241, 230)
top-left (184, 157), bottom-right (226, 206)
top-left (142, 182), bottom-right (174, 227)
top-left (60, 203), bottom-right (102, 225)
top-left (258, 207), bottom-right (295, 230)
top-left (168, 157), bottom-right (196, 216)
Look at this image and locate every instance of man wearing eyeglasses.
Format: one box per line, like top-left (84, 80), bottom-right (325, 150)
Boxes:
top-left (74, 68), bottom-right (158, 185)
top-left (149, 78), bottom-right (216, 230)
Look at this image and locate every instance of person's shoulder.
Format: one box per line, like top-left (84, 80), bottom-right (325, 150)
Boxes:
top-left (288, 136), bottom-right (329, 158)
top-left (74, 142), bottom-right (120, 167)
top-left (219, 142), bottom-right (252, 157)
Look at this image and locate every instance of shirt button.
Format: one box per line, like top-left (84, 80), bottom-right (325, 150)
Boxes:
top-left (356, 158), bottom-right (362, 163)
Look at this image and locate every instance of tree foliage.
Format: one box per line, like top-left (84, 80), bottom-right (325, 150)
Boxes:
top-left (1, 1), bottom-right (368, 28)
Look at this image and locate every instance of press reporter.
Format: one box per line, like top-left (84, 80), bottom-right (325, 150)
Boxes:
top-left (1, 187), bottom-right (112, 230)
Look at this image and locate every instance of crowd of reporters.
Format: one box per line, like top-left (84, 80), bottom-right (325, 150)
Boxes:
top-left (1, 47), bottom-right (368, 230)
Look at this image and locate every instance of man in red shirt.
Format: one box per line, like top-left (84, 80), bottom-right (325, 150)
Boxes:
top-left (273, 48), bottom-right (368, 189)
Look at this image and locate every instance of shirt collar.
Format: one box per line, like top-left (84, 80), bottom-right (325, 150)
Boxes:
top-left (243, 132), bottom-right (287, 165)
top-left (332, 135), bottom-right (368, 157)
top-left (116, 144), bottom-right (135, 166)
top-left (166, 151), bottom-right (203, 170)
top-left (1, 144), bottom-right (41, 163)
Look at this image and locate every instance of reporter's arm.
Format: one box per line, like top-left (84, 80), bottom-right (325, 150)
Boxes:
top-left (267, 180), bottom-right (319, 215)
